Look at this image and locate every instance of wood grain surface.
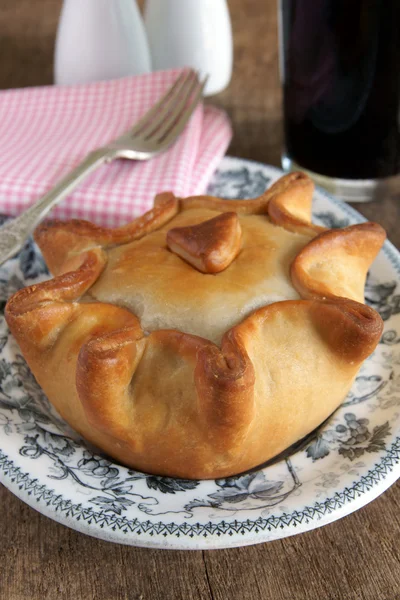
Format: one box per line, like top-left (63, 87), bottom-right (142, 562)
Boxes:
top-left (1, 1), bottom-right (399, 599)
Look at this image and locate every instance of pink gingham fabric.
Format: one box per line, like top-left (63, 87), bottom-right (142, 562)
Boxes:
top-left (0, 69), bottom-right (232, 227)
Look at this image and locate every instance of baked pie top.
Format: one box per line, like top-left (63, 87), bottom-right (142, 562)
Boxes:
top-left (88, 208), bottom-right (314, 343)
top-left (5, 172), bottom-right (386, 479)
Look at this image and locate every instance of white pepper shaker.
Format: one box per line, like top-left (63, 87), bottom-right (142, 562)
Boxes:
top-left (54, 0), bottom-right (152, 86)
top-left (144, 0), bottom-right (233, 96)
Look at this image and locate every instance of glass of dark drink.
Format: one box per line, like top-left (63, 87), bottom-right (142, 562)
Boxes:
top-left (279, 0), bottom-right (400, 202)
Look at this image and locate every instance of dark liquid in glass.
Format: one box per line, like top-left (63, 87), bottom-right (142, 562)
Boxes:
top-left (282, 0), bottom-right (400, 179)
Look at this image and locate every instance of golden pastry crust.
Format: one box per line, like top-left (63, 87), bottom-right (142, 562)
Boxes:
top-left (6, 172), bottom-right (385, 479)
top-left (291, 222), bottom-right (386, 302)
top-left (166, 212), bottom-right (242, 274)
top-left (85, 208), bottom-right (313, 343)
top-left (34, 192), bottom-right (179, 274)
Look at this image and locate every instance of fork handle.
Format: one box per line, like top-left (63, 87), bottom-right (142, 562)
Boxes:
top-left (0, 148), bottom-right (117, 266)
top-left (19, 148), bottom-right (111, 231)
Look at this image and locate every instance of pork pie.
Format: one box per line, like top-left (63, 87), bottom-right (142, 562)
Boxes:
top-left (5, 172), bottom-right (386, 479)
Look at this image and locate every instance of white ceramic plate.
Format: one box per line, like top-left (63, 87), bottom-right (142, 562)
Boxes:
top-left (1, 157), bottom-right (399, 550)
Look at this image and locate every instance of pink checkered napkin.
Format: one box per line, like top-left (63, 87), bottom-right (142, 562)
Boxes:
top-left (0, 69), bottom-right (232, 227)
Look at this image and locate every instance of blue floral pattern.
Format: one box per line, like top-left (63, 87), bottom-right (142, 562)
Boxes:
top-left (0, 157), bottom-right (399, 549)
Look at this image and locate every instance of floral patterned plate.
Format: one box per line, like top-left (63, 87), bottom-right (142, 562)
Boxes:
top-left (1, 157), bottom-right (399, 550)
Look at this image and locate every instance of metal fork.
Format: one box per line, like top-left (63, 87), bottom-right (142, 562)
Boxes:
top-left (0, 70), bottom-right (206, 265)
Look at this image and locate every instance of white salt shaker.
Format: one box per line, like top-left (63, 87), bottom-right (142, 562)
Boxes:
top-left (54, 0), bottom-right (152, 85)
top-left (143, 0), bottom-right (233, 96)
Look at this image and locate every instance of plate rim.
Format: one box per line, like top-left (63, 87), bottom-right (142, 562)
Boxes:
top-left (1, 440), bottom-right (399, 550)
top-left (1, 156), bottom-right (399, 550)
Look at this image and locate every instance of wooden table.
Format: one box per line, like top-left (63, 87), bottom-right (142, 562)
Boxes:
top-left (1, 1), bottom-right (399, 599)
